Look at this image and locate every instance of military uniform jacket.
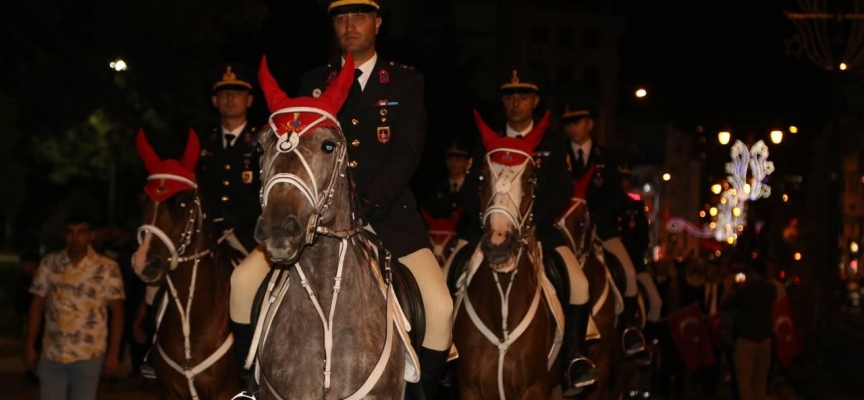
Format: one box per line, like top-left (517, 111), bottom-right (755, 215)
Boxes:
top-left (196, 124), bottom-right (262, 252)
top-left (298, 56), bottom-right (429, 258)
top-left (459, 124), bottom-right (572, 247)
top-left (422, 178), bottom-right (462, 219)
top-left (618, 194), bottom-right (650, 271)
top-left (568, 142), bottom-right (625, 241)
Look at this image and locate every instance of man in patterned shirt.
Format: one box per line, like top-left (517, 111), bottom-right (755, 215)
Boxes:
top-left (24, 214), bottom-right (125, 400)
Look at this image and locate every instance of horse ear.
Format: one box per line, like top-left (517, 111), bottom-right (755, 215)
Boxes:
top-left (420, 207), bottom-right (433, 225)
top-left (181, 128), bottom-right (200, 171)
top-left (523, 110), bottom-right (549, 151)
top-left (573, 164), bottom-right (594, 199)
top-left (320, 52), bottom-right (355, 113)
top-left (135, 128), bottom-right (161, 173)
top-left (258, 55), bottom-right (291, 112)
top-left (473, 109), bottom-right (499, 152)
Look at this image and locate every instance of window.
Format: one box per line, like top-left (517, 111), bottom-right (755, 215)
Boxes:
top-left (530, 27), bottom-right (549, 43)
top-left (558, 29), bottom-right (573, 48)
top-left (583, 29), bottom-right (600, 49)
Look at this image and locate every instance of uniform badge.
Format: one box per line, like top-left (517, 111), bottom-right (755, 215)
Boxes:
top-left (242, 171), bottom-right (253, 184)
top-left (200, 149), bottom-right (208, 157)
top-left (377, 126), bottom-right (391, 143)
top-left (312, 88), bottom-right (322, 98)
top-left (379, 69), bottom-right (389, 84)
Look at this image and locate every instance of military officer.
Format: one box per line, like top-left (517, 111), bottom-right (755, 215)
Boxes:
top-left (422, 140), bottom-right (471, 219)
top-left (618, 163), bottom-right (663, 324)
top-left (561, 102), bottom-right (646, 354)
top-left (229, 1), bottom-right (454, 398)
top-left (197, 63), bottom-right (262, 254)
top-left (456, 68), bottom-right (597, 395)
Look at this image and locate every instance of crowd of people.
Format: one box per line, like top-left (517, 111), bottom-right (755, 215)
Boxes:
top-left (11, 1), bottom-right (796, 399)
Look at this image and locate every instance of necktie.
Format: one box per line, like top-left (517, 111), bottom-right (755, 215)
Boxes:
top-left (515, 134), bottom-right (523, 139)
top-left (577, 148), bottom-right (584, 166)
top-left (573, 148), bottom-right (585, 176)
top-left (354, 68), bottom-right (363, 92)
top-left (224, 133), bottom-right (236, 149)
top-left (451, 182), bottom-right (458, 193)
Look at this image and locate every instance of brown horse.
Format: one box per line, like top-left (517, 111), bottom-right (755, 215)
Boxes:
top-left (451, 110), bottom-right (563, 400)
top-left (250, 54), bottom-right (415, 399)
top-left (131, 129), bottom-right (240, 400)
top-left (555, 169), bottom-right (651, 400)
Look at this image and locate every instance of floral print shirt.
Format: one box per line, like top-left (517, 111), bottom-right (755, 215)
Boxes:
top-left (30, 246), bottom-right (125, 363)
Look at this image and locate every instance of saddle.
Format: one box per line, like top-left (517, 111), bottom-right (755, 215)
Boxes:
top-left (601, 247), bottom-right (628, 296)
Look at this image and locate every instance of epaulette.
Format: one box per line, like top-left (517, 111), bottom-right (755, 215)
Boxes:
top-left (389, 60), bottom-right (415, 70)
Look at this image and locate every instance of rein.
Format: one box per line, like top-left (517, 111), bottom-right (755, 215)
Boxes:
top-left (137, 175), bottom-right (233, 400)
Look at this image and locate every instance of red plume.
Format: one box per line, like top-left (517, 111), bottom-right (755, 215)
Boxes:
top-left (258, 55), bottom-right (291, 112)
top-left (136, 128), bottom-right (161, 174)
top-left (180, 128), bottom-right (201, 171)
top-left (572, 164), bottom-right (595, 199)
top-left (473, 109), bottom-right (500, 153)
top-left (319, 52), bottom-right (355, 114)
top-left (522, 110), bottom-right (550, 150)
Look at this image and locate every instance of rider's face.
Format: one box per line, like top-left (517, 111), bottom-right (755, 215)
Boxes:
top-left (501, 92), bottom-right (539, 126)
top-left (563, 118), bottom-right (594, 144)
top-left (212, 90), bottom-right (252, 120)
top-left (332, 12), bottom-right (381, 54)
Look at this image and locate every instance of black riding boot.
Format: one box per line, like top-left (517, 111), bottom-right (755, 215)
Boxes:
top-left (621, 296), bottom-right (647, 355)
top-left (561, 303), bottom-right (598, 396)
top-left (230, 321), bottom-right (257, 392)
top-left (406, 347), bottom-right (449, 400)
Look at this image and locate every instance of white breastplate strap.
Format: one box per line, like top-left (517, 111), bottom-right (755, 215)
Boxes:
top-left (152, 257), bottom-right (233, 400)
top-left (257, 238), bottom-right (399, 400)
top-left (454, 246), bottom-right (543, 400)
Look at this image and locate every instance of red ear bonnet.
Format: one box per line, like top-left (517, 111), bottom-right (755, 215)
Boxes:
top-left (474, 109), bottom-right (549, 166)
top-left (571, 164), bottom-right (595, 200)
top-left (259, 53), bottom-right (355, 145)
top-left (136, 128), bottom-right (199, 202)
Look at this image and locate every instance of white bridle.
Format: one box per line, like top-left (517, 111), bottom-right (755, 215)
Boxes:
top-left (260, 107), bottom-right (349, 244)
top-left (482, 149), bottom-right (536, 242)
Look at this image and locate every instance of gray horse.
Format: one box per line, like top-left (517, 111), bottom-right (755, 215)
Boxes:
top-left (251, 54), bottom-right (411, 399)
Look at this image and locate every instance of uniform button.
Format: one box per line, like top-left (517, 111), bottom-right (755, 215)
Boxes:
top-left (402, 205), bottom-right (408, 210)
top-left (351, 119), bottom-right (359, 125)
top-left (224, 164), bottom-right (231, 170)
top-left (221, 195), bottom-right (230, 202)
top-left (351, 139), bottom-right (360, 147)
top-left (223, 180), bottom-right (230, 186)
top-left (349, 161), bottom-right (358, 168)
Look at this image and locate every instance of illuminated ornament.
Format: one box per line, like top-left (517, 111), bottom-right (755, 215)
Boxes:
top-left (222, 66), bottom-right (236, 82)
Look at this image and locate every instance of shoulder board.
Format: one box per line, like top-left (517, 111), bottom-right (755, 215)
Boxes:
top-left (388, 60), bottom-right (415, 70)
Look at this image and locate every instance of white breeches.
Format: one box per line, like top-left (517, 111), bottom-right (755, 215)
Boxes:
top-left (554, 246), bottom-right (591, 305)
top-left (636, 272), bottom-right (662, 323)
top-left (601, 237), bottom-right (638, 297)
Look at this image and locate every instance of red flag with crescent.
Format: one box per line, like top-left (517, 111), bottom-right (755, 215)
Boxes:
top-left (666, 303), bottom-right (716, 372)
top-left (772, 297), bottom-right (800, 366)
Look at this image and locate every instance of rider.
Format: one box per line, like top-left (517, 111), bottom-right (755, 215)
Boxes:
top-left (618, 162), bottom-right (662, 325)
top-left (229, 1), bottom-right (454, 398)
top-left (421, 140), bottom-right (471, 220)
top-left (197, 62), bottom-right (263, 255)
top-left (457, 68), bottom-right (597, 395)
top-left (560, 101), bottom-right (647, 354)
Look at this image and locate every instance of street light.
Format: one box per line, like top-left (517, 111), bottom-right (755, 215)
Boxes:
top-left (110, 58), bottom-right (127, 72)
top-left (840, 62), bottom-right (848, 71)
top-left (711, 184), bottom-right (722, 194)
top-left (662, 173), bottom-right (671, 181)
top-left (635, 88), bottom-right (647, 98)
top-left (770, 130), bottom-right (783, 144)
top-left (789, 125), bottom-right (798, 134)
top-left (718, 131), bottom-right (731, 145)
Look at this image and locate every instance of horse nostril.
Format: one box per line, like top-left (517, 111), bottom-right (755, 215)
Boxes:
top-left (284, 216), bottom-right (302, 236)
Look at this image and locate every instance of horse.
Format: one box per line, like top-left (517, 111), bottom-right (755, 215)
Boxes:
top-left (554, 168), bottom-right (655, 400)
top-left (249, 54), bottom-right (419, 399)
top-left (420, 207), bottom-right (462, 266)
top-left (131, 129), bottom-right (240, 400)
top-left (450, 110), bottom-right (564, 400)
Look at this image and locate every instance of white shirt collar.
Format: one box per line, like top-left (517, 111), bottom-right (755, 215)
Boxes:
top-left (449, 176), bottom-right (465, 192)
top-left (570, 138), bottom-right (592, 165)
top-left (222, 121), bottom-right (247, 148)
top-left (341, 53), bottom-right (378, 91)
top-left (505, 121), bottom-right (533, 138)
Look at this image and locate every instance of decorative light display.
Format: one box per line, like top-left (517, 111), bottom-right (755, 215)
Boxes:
top-left (667, 140), bottom-right (774, 244)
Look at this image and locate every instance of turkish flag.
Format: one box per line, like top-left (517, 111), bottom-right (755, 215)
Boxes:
top-left (666, 303), bottom-right (716, 372)
top-left (772, 297), bottom-right (800, 366)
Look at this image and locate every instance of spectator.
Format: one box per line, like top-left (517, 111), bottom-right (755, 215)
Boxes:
top-left (720, 257), bottom-right (777, 400)
top-left (24, 214), bottom-right (126, 400)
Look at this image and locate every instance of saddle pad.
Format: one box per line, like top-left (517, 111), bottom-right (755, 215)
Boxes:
top-left (594, 243), bottom-right (624, 316)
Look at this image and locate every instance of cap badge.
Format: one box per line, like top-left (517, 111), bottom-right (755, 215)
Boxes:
top-left (222, 66), bottom-right (236, 82)
top-left (511, 70), bottom-right (520, 84)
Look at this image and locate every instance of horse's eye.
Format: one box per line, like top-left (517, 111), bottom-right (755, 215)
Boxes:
top-left (322, 140), bottom-right (337, 153)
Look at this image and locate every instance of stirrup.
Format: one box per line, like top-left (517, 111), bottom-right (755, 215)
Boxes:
top-left (140, 364), bottom-right (157, 380)
top-left (232, 392), bottom-right (257, 400)
top-left (621, 326), bottom-right (646, 355)
top-left (633, 346), bottom-right (653, 367)
top-left (566, 356), bottom-right (598, 388)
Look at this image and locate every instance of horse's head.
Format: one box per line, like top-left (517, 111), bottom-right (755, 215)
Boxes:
top-left (131, 128), bottom-right (202, 283)
top-left (474, 109), bottom-right (548, 272)
top-left (254, 54), bottom-right (355, 265)
top-left (421, 207), bottom-right (462, 265)
top-left (564, 164), bottom-right (596, 253)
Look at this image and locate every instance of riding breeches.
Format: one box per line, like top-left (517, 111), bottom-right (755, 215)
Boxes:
top-left (636, 272), bottom-right (662, 323)
top-left (554, 246), bottom-right (590, 306)
top-left (601, 237), bottom-right (638, 297)
top-left (229, 243), bottom-right (454, 352)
